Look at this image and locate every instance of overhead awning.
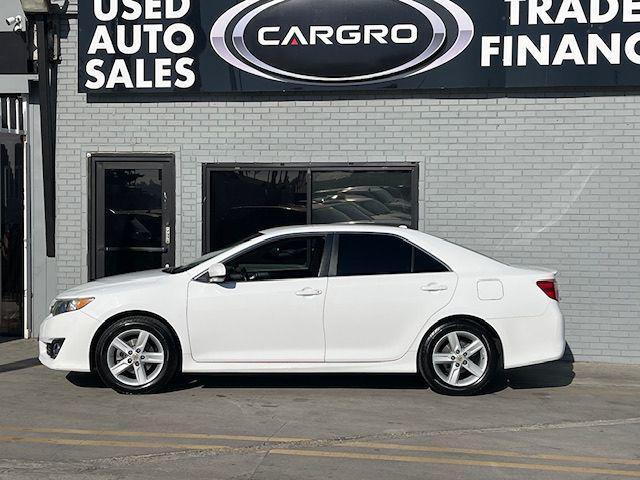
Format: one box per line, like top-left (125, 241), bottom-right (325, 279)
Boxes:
top-left (0, 75), bottom-right (33, 94)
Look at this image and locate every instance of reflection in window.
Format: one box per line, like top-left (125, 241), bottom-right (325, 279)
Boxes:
top-left (104, 169), bottom-right (162, 249)
top-left (312, 171), bottom-right (413, 226)
top-left (211, 170), bottom-right (307, 250)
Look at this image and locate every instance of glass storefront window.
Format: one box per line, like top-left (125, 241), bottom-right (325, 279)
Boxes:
top-left (205, 166), bottom-right (416, 252)
top-left (209, 170), bottom-right (308, 250)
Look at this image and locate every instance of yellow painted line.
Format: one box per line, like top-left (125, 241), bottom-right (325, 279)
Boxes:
top-left (0, 426), bottom-right (308, 444)
top-left (342, 441), bottom-right (640, 466)
top-left (0, 434), bottom-right (231, 451)
top-left (270, 449), bottom-right (640, 478)
top-left (2, 425), bottom-right (639, 470)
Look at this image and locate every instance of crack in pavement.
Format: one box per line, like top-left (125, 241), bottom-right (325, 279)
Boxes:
top-left (11, 415), bottom-right (632, 470)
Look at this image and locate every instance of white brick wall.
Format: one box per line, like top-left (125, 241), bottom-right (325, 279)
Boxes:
top-left (53, 17), bottom-right (640, 363)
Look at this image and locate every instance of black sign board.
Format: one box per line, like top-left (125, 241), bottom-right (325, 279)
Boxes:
top-left (79, 0), bottom-right (640, 93)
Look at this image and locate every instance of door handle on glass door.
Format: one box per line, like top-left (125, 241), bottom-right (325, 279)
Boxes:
top-left (296, 288), bottom-right (323, 297)
top-left (421, 283), bottom-right (448, 292)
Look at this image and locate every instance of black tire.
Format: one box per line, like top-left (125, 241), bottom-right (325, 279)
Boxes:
top-left (418, 320), bottom-right (498, 396)
top-left (94, 316), bottom-right (179, 394)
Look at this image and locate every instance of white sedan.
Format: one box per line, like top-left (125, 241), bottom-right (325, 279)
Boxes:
top-left (39, 225), bottom-right (565, 395)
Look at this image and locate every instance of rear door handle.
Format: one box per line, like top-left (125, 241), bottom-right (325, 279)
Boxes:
top-left (296, 288), bottom-right (323, 297)
top-left (421, 283), bottom-right (448, 292)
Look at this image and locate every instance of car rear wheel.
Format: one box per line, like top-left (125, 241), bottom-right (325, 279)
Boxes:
top-left (94, 316), bottom-right (179, 394)
top-left (419, 321), bottom-right (498, 395)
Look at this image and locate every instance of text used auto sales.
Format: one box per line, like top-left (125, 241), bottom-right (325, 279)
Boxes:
top-left (85, 0), bottom-right (196, 90)
top-left (482, 0), bottom-right (640, 66)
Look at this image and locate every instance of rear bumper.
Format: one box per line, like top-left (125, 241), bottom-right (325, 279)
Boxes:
top-left (494, 302), bottom-right (565, 370)
top-left (38, 310), bottom-right (98, 373)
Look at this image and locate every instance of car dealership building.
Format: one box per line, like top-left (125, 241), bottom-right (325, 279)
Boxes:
top-left (1, 0), bottom-right (639, 364)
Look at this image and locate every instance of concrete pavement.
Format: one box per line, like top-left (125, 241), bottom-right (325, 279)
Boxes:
top-left (0, 339), bottom-right (639, 479)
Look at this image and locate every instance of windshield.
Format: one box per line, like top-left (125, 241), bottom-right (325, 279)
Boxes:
top-left (163, 233), bottom-right (263, 274)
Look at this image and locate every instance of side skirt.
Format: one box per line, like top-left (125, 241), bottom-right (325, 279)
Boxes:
top-left (180, 351), bottom-right (418, 374)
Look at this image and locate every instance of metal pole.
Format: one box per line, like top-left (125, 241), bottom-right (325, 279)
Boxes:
top-left (22, 95), bottom-right (31, 338)
top-left (36, 18), bottom-right (55, 257)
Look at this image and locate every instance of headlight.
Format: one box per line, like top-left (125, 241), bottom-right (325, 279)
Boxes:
top-left (50, 298), bottom-right (94, 316)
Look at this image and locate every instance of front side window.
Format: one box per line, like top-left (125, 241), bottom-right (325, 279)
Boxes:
top-left (336, 234), bottom-right (447, 277)
top-left (225, 236), bottom-right (326, 282)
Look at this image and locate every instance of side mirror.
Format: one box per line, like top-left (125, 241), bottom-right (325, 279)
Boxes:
top-left (207, 263), bottom-right (226, 283)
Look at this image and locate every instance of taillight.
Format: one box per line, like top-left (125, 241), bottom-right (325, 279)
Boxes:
top-left (537, 280), bottom-right (559, 301)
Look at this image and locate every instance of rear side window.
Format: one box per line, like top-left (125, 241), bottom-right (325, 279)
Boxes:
top-left (414, 247), bottom-right (449, 273)
top-left (336, 233), bottom-right (448, 277)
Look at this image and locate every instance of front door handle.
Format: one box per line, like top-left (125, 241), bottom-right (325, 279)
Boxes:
top-left (421, 283), bottom-right (448, 292)
top-left (296, 288), bottom-right (323, 297)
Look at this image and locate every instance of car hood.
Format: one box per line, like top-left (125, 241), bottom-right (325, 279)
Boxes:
top-left (57, 269), bottom-right (171, 298)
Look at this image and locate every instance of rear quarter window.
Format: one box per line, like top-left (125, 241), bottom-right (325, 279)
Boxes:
top-left (336, 233), bottom-right (448, 276)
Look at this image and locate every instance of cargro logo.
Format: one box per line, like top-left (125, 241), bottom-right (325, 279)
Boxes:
top-left (210, 0), bottom-right (474, 85)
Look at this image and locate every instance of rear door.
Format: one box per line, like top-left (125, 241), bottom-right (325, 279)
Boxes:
top-left (323, 233), bottom-right (457, 362)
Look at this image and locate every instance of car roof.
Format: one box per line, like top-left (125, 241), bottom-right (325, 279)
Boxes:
top-left (257, 224), bottom-right (511, 274)
top-left (260, 224), bottom-right (413, 236)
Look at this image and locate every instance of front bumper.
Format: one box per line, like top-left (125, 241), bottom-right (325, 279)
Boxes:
top-left (38, 310), bottom-right (100, 372)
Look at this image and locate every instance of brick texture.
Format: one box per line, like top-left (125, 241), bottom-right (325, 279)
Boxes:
top-left (54, 17), bottom-right (640, 363)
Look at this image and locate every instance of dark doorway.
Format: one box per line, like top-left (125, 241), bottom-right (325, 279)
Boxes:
top-left (0, 134), bottom-right (24, 336)
top-left (203, 164), bottom-right (418, 253)
top-left (90, 155), bottom-right (175, 280)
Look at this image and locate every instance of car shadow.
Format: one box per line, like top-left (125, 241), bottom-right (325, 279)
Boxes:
top-left (504, 360), bottom-right (575, 390)
top-left (66, 362), bottom-right (575, 394)
top-left (66, 345), bottom-right (576, 393)
top-left (0, 336), bottom-right (21, 344)
top-left (0, 357), bottom-right (41, 374)
top-left (66, 371), bottom-right (108, 388)
top-left (66, 372), bottom-right (428, 391)
top-left (175, 373), bottom-right (427, 391)
top-left (485, 344), bottom-right (576, 393)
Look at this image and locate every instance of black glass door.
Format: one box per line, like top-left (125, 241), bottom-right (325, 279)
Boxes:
top-left (91, 157), bottom-right (175, 280)
top-left (0, 134), bottom-right (24, 336)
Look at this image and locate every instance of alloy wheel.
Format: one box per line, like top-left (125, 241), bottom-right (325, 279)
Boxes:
top-left (431, 330), bottom-right (488, 387)
top-left (106, 329), bottom-right (165, 387)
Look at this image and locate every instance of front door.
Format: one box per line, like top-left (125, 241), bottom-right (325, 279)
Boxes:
top-left (91, 156), bottom-right (175, 279)
top-left (187, 235), bottom-right (328, 362)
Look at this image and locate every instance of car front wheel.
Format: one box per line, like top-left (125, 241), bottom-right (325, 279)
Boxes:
top-left (419, 321), bottom-right (498, 395)
top-left (94, 316), bottom-right (179, 394)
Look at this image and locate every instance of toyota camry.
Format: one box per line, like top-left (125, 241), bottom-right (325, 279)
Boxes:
top-left (39, 225), bottom-right (565, 395)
